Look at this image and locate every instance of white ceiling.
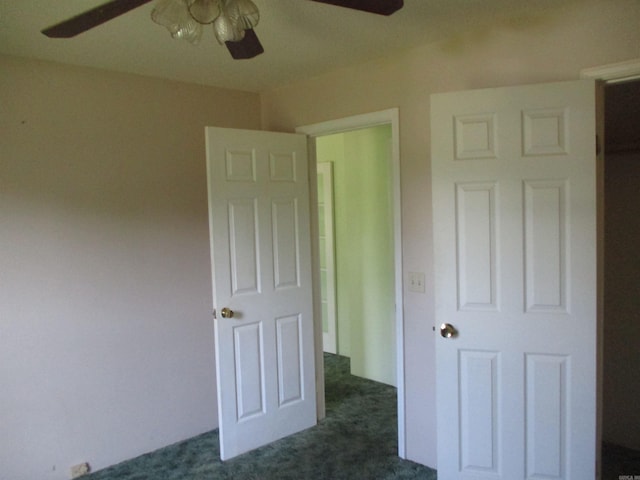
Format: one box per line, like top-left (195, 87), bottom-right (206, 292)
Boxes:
top-left (0, 0), bottom-right (577, 92)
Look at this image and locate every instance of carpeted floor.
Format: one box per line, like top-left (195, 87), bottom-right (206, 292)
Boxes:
top-left (86, 353), bottom-right (437, 479)
top-left (84, 353), bottom-right (640, 479)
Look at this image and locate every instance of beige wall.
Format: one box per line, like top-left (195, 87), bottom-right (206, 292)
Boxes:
top-left (260, 0), bottom-right (640, 466)
top-left (0, 54), bottom-right (260, 480)
top-left (3, 0), bottom-right (640, 475)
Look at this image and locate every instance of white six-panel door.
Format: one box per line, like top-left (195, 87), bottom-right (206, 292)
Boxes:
top-left (432, 80), bottom-right (597, 479)
top-left (205, 127), bottom-right (316, 460)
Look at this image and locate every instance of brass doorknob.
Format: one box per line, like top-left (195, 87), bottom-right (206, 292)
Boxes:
top-left (440, 323), bottom-right (458, 338)
top-left (220, 307), bottom-right (234, 319)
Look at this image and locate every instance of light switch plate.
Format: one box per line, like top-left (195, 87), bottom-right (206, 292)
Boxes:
top-left (408, 272), bottom-right (425, 293)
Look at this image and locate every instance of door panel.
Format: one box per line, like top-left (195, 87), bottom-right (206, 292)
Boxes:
top-left (272, 198), bottom-right (300, 289)
top-left (228, 198), bottom-right (260, 295)
top-left (455, 182), bottom-right (498, 310)
top-left (525, 353), bottom-right (568, 478)
top-left (233, 322), bottom-right (264, 420)
top-left (432, 80), bottom-right (597, 479)
top-left (206, 127), bottom-right (316, 461)
top-left (458, 349), bottom-right (499, 474)
top-left (523, 179), bottom-right (568, 312)
top-left (276, 314), bottom-right (303, 405)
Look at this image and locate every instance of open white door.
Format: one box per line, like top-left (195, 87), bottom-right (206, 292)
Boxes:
top-left (432, 80), bottom-right (598, 479)
top-left (205, 127), bottom-right (316, 460)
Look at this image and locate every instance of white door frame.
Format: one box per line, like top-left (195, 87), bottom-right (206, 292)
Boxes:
top-left (296, 108), bottom-right (406, 458)
top-left (317, 162), bottom-right (338, 354)
top-left (580, 58), bottom-right (640, 83)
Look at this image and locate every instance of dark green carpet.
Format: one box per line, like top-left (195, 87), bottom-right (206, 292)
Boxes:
top-left (87, 354), bottom-right (437, 479)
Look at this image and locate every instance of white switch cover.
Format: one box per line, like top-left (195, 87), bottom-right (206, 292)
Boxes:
top-left (408, 272), bottom-right (425, 293)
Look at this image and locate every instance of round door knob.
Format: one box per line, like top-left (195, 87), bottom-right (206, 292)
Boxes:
top-left (220, 307), bottom-right (234, 319)
top-left (440, 323), bottom-right (458, 338)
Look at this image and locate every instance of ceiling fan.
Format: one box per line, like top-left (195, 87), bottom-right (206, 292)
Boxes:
top-left (42, 0), bottom-right (404, 60)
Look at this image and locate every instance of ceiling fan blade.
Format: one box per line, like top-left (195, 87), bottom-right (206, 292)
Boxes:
top-left (42, 0), bottom-right (154, 38)
top-left (225, 29), bottom-right (264, 60)
top-left (310, 0), bottom-right (403, 16)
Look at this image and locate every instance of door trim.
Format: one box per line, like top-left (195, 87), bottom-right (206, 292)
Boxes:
top-left (580, 58), bottom-right (640, 83)
top-left (296, 108), bottom-right (406, 458)
top-left (317, 162), bottom-right (338, 354)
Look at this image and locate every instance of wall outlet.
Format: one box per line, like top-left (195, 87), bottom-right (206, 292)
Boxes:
top-left (70, 462), bottom-right (91, 479)
top-left (408, 272), bottom-right (425, 293)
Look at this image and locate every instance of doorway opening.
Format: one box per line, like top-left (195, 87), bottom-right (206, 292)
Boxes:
top-left (316, 125), bottom-right (396, 386)
top-left (601, 78), bottom-right (640, 466)
top-left (297, 108), bottom-right (405, 457)
top-left (581, 60), bottom-right (640, 476)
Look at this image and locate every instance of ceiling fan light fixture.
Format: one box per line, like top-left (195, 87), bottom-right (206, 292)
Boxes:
top-left (151, 0), bottom-right (183, 26)
top-left (226, 0), bottom-right (260, 30)
top-left (213, 12), bottom-right (245, 44)
top-left (151, 0), bottom-right (255, 46)
top-left (187, 0), bottom-right (222, 24)
top-left (151, 0), bottom-right (203, 43)
top-left (42, 0), bottom-right (403, 59)
top-left (172, 18), bottom-right (203, 44)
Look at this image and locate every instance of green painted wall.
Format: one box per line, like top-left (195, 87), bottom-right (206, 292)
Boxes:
top-left (317, 125), bottom-right (396, 386)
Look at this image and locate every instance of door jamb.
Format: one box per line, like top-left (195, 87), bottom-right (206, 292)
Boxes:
top-left (296, 108), bottom-right (405, 458)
